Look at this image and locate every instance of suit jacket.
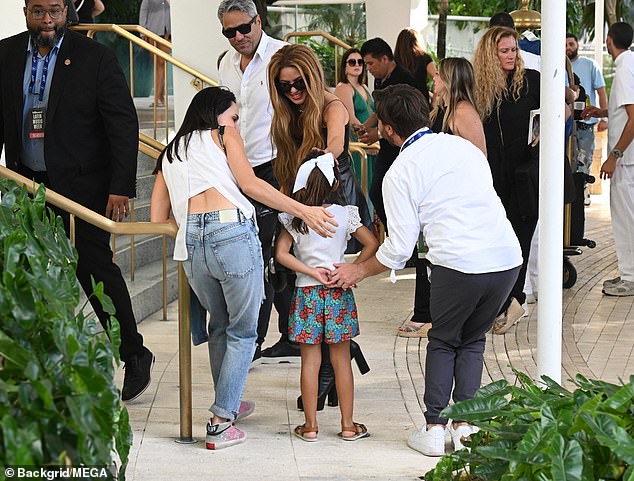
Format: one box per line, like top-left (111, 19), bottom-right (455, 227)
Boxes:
top-left (0, 30), bottom-right (138, 211)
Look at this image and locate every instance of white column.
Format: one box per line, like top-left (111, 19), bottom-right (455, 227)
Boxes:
top-left (365, 0), bottom-right (428, 47)
top-left (0, 2), bottom-right (25, 39)
top-left (594, 0), bottom-right (605, 70)
top-left (537, 1), bottom-right (566, 383)
top-left (1, 3), bottom-right (25, 166)
top-left (170, 0), bottom-right (224, 127)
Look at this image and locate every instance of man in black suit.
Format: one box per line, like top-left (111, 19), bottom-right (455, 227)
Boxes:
top-left (0, 0), bottom-right (154, 401)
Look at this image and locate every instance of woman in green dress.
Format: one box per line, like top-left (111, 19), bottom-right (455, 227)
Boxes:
top-left (335, 48), bottom-right (375, 206)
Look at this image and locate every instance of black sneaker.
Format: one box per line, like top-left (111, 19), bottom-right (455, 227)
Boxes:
top-left (249, 344), bottom-right (262, 370)
top-left (260, 338), bottom-right (300, 364)
top-left (122, 347), bottom-right (155, 401)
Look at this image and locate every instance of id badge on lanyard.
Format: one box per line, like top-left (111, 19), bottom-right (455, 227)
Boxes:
top-left (27, 51), bottom-right (52, 140)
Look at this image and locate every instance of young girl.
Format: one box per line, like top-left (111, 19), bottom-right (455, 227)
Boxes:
top-left (275, 152), bottom-right (379, 442)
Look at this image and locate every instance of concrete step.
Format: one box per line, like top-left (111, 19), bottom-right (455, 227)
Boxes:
top-left (113, 231), bottom-right (175, 275)
top-left (79, 256), bottom-right (180, 329)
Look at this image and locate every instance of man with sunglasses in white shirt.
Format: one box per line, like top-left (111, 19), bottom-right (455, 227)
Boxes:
top-left (217, 0), bottom-right (299, 364)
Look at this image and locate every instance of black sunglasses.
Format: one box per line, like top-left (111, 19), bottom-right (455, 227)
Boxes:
top-left (222, 15), bottom-right (257, 39)
top-left (276, 78), bottom-right (307, 94)
top-left (346, 58), bottom-right (364, 67)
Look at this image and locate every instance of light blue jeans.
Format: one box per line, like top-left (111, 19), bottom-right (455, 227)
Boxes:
top-left (183, 210), bottom-right (264, 421)
top-left (575, 125), bottom-right (595, 176)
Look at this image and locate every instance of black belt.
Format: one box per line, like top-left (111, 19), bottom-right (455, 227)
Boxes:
top-left (576, 122), bottom-right (595, 130)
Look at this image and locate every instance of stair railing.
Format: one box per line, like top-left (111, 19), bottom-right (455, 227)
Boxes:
top-left (0, 165), bottom-right (195, 444)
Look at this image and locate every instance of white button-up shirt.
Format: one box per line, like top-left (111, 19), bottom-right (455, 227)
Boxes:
top-left (609, 49), bottom-right (634, 166)
top-left (219, 32), bottom-right (286, 167)
top-left (376, 129), bottom-right (522, 274)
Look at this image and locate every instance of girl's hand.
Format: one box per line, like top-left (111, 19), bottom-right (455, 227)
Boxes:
top-left (312, 267), bottom-right (332, 284)
top-left (302, 206), bottom-right (338, 238)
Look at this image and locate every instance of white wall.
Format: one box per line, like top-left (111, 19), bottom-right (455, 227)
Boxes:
top-left (170, 0), bottom-right (225, 127)
top-left (0, 1), bottom-right (26, 40)
top-left (1, 1), bottom-right (26, 166)
top-left (365, 0), bottom-right (428, 47)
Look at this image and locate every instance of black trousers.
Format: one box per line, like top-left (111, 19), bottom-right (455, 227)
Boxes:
top-left (413, 257), bottom-right (431, 322)
top-left (250, 161), bottom-right (292, 346)
top-left (501, 212), bottom-right (538, 311)
top-left (423, 265), bottom-right (519, 424)
top-left (19, 165), bottom-right (144, 363)
top-left (368, 150), bottom-right (395, 227)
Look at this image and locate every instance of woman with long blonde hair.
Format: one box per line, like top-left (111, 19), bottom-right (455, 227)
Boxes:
top-left (472, 26), bottom-right (540, 335)
top-left (268, 43), bottom-right (372, 413)
top-left (430, 57), bottom-right (486, 155)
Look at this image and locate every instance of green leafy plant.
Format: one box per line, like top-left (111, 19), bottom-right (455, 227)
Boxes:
top-left (424, 370), bottom-right (634, 481)
top-left (0, 180), bottom-right (131, 479)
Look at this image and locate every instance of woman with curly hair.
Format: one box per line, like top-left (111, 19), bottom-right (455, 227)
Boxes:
top-left (473, 26), bottom-right (540, 335)
top-left (394, 28), bottom-right (436, 104)
top-left (268, 43), bottom-right (372, 411)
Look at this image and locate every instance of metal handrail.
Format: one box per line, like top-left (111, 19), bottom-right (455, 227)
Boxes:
top-left (72, 24), bottom-right (172, 49)
top-left (140, 132), bottom-right (166, 154)
top-left (71, 23), bottom-right (218, 142)
top-left (283, 31), bottom-right (353, 81)
top-left (283, 30), bottom-right (352, 50)
top-left (0, 165), bottom-right (194, 443)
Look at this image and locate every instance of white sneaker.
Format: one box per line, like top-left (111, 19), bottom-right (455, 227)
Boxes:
top-left (449, 423), bottom-right (479, 451)
top-left (584, 186), bottom-right (591, 206)
top-left (603, 276), bottom-right (621, 287)
top-left (407, 425), bottom-right (446, 456)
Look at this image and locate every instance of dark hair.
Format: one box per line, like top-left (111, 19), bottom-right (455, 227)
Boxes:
top-left (338, 48), bottom-right (366, 85)
top-left (608, 22), bottom-right (634, 50)
top-left (290, 151), bottom-right (341, 234)
top-left (156, 87), bottom-right (236, 171)
top-left (489, 12), bottom-right (515, 29)
top-left (360, 38), bottom-right (394, 61)
top-left (566, 32), bottom-right (578, 42)
top-left (394, 28), bottom-right (428, 74)
top-left (373, 85), bottom-right (429, 139)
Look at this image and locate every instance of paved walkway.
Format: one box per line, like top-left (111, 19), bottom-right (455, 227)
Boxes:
top-left (119, 189), bottom-right (633, 481)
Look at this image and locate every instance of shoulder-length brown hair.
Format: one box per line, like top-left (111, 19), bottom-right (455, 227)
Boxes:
top-left (268, 44), bottom-right (326, 194)
top-left (337, 48), bottom-right (367, 85)
top-left (472, 26), bottom-right (526, 119)
top-left (394, 28), bottom-right (428, 74)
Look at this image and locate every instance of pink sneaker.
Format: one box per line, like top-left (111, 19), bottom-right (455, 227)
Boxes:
top-left (236, 400), bottom-right (255, 421)
top-left (205, 421), bottom-right (246, 450)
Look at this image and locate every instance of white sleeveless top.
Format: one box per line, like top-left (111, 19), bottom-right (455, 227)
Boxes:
top-left (161, 130), bottom-right (255, 261)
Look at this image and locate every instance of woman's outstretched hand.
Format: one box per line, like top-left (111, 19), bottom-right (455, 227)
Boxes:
top-left (302, 206), bottom-right (338, 238)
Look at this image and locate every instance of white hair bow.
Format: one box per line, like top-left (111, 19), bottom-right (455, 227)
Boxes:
top-left (292, 152), bottom-right (336, 193)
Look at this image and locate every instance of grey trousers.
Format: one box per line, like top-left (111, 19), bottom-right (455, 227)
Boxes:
top-left (423, 264), bottom-right (520, 425)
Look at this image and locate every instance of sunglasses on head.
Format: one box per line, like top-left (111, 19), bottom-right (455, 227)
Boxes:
top-left (222, 15), bottom-right (257, 39)
top-left (276, 78), bottom-right (307, 94)
top-left (346, 58), bottom-right (364, 67)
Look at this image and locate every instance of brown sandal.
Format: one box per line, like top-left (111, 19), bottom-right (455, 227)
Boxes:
top-left (339, 422), bottom-right (370, 441)
top-left (294, 424), bottom-right (318, 442)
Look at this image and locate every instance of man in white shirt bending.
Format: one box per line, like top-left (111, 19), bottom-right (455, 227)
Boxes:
top-left (217, 0), bottom-right (298, 362)
top-left (330, 85), bottom-right (522, 457)
top-left (583, 22), bottom-right (634, 297)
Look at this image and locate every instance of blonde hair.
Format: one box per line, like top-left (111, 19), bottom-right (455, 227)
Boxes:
top-left (268, 44), bottom-right (326, 194)
top-left (430, 57), bottom-right (478, 133)
top-left (472, 27), bottom-right (525, 119)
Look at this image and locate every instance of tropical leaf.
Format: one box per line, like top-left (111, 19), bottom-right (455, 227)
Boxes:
top-left (548, 434), bottom-right (583, 481)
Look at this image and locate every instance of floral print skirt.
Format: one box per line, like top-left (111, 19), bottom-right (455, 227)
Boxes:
top-left (288, 285), bottom-right (359, 344)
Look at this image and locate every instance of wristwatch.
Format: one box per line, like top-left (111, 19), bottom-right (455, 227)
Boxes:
top-left (611, 148), bottom-right (624, 159)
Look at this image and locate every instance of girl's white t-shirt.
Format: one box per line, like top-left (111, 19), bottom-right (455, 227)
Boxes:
top-left (279, 204), bottom-right (361, 287)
